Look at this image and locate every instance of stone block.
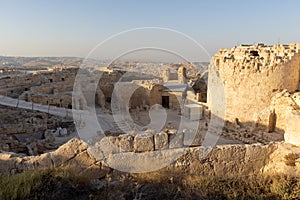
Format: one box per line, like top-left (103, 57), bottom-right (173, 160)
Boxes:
top-left (184, 104), bottom-right (203, 120)
top-left (65, 151), bottom-right (95, 172)
top-left (118, 134), bottom-right (134, 152)
top-left (32, 153), bottom-right (53, 168)
top-left (165, 128), bottom-right (177, 135)
top-left (91, 137), bottom-right (120, 158)
top-left (154, 131), bottom-right (168, 150)
top-left (134, 133), bottom-right (154, 152)
top-left (285, 113), bottom-right (300, 146)
top-left (145, 129), bottom-right (156, 135)
top-left (169, 132), bottom-right (183, 149)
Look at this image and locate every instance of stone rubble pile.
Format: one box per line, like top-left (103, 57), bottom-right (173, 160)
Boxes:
top-left (0, 105), bottom-right (74, 155)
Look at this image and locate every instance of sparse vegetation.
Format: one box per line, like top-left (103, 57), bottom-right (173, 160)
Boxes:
top-left (0, 168), bottom-right (90, 200)
top-left (284, 153), bottom-right (298, 166)
top-left (1, 169), bottom-right (300, 200)
top-left (127, 171), bottom-right (300, 200)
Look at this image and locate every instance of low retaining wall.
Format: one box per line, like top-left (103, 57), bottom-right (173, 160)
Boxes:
top-left (0, 138), bottom-right (299, 178)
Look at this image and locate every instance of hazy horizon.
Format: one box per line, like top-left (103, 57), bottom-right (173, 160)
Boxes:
top-left (1, 0), bottom-right (300, 62)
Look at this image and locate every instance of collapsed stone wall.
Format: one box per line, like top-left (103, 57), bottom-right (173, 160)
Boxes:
top-left (74, 70), bottom-right (125, 109)
top-left (77, 70), bottom-right (161, 110)
top-left (1, 137), bottom-right (299, 179)
top-left (102, 79), bottom-right (164, 111)
top-left (0, 67), bottom-right (78, 98)
top-left (0, 105), bottom-right (58, 135)
top-left (241, 89), bottom-right (300, 146)
top-left (112, 82), bottom-right (151, 111)
top-left (162, 68), bottom-right (178, 82)
top-left (1, 67), bottom-right (174, 111)
top-left (25, 82), bottom-right (74, 107)
top-left (0, 138), bottom-right (105, 177)
top-left (208, 44), bottom-right (300, 126)
top-left (0, 105), bottom-right (71, 155)
top-left (270, 90), bottom-right (300, 131)
top-left (4, 68), bottom-right (125, 110)
top-left (16, 68), bottom-right (77, 108)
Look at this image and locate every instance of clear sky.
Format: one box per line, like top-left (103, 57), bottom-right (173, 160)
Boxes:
top-left (0, 0), bottom-right (300, 61)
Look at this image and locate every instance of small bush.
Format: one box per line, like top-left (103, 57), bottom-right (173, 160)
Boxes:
top-left (284, 153), bottom-right (298, 166)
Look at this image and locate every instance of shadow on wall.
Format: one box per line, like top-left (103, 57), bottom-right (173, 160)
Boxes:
top-left (209, 113), bottom-right (284, 144)
top-left (0, 135), bottom-right (279, 181)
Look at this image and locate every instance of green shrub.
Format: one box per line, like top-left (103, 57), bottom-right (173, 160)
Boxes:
top-left (0, 170), bottom-right (44, 200)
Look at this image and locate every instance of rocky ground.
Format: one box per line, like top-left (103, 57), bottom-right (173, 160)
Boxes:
top-left (0, 138), bottom-right (299, 199)
top-left (0, 105), bottom-right (75, 156)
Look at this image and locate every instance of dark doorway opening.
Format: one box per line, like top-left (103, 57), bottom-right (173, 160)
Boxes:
top-left (162, 96), bottom-right (169, 109)
top-left (106, 97), bottom-right (111, 103)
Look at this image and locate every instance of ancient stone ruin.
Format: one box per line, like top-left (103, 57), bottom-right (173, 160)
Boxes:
top-left (0, 44), bottom-right (299, 183)
top-left (208, 43), bottom-right (300, 146)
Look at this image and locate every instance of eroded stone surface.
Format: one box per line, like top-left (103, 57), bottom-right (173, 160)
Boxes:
top-left (154, 131), bottom-right (168, 150)
top-left (169, 132), bottom-right (183, 149)
top-left (134, 133), bottom-right (154, 152)
top-left (208, 43), bottom-right (300, 125)
top-left (0, 137), bottom-right (299, 179)
top-left (285, 113), bottom-right (300, 146)
top-left (118, 134), bottom-right (134, 152)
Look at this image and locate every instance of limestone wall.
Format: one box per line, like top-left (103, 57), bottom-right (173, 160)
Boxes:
top-left (208, 44), bottom-right (300, 125)
top-left (149, 84), bottom-right (164, 106)
top-left (161, 91), bottom-right (182, 109)
top-left (1, 137), bottom-right (299, 179)
top-left (0, 138), bottom-right (106, 178)
top-left (112, 80), bottom-right (169, 110)
top-left (0, 68), bottom-right (77, 98)
top-left (269, 90), bottom-right (299, 132)
top-left (28, 94), bottom-right (72, 108)
top-left (285, 112), bottom-right (300, 146)
top-left (23, 81), bottom-right (74, 107)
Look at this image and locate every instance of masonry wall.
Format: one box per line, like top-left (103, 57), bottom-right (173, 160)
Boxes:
top-left (149, 84), bottom-right (164, 106)
top-left (161, 91), bottom-right (182, 109)
top-left (1, 137), bottom-right (300, 178)
top-left (0, 68), bottom-right (77, 98)
top-left (208, 44), bottom-right (300, 125)
top-left (285, 112), bottom-right (300, 146)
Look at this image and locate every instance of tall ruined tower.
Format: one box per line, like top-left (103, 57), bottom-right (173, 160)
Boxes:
top-left (208, 43), bottom-right (300, 126)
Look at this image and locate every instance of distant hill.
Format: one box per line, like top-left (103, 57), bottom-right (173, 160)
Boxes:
top-left (0, 56), bottom-right (83, 68)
